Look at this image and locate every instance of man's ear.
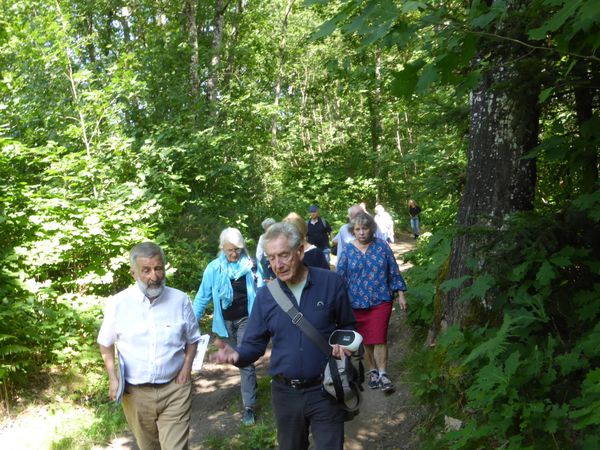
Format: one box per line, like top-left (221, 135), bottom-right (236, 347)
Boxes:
top-left (297, 244), bottom-right (305, 261)
top-left (130, 269), bottom-right (136, 280)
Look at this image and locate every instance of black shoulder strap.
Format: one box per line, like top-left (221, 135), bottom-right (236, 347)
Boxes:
top-left (267, 280), bottom-right (331, 356)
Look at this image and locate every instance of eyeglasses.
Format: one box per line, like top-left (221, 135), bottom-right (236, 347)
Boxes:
top-left (223, 247), bottom-right (243, 255)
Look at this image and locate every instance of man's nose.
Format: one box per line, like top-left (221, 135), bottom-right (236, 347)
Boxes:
top-left (148, 269), bottom-right (161, 280)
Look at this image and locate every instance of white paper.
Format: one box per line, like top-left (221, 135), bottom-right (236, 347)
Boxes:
top-left (192, 334), bottom-right (210, 372)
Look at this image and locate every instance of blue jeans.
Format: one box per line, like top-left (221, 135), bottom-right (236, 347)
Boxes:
top-left (225, 317), bottom-right (257, 409)
top-left (410, 217), bottom-right (420, 236)
top-left (322, 248), bottom-right (331, 264)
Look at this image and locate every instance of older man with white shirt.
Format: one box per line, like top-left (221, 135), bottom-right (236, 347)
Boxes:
top-left (98, 242), bottom-right (200, 450)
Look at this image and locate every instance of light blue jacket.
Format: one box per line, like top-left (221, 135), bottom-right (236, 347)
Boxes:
top-left (193, 255), bottom-right (262, 338)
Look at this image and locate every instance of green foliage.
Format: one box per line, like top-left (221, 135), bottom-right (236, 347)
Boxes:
top-left (407, 192), bottom-right (600, 448)
top-left (403, 228), bottom-right (453, 327)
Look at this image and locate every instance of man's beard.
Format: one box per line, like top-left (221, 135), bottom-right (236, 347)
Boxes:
top-left (137, 278), bottom-right (165, 299)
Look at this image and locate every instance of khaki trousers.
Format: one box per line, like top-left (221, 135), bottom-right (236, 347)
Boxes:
top-left (122, 379), bottom-right (192, 450)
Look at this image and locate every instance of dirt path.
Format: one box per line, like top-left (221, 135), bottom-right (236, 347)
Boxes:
top-left (102, 234), bottom-right (421, 450)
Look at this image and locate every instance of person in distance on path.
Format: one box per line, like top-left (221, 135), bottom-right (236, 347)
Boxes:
top-left (408, 199), bottom-right (422, 239)
top-left (374, 204), bottom-right (395, 243)
top-left (306, 205), bottom-right (333, 263)
top-left (211, 222), bottom-right (356, 450)
top-left (98, 242), bottom-right (200, 450)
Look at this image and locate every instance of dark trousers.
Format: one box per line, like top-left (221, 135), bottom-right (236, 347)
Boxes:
top-left (271, 379), bottom-right (344, 450)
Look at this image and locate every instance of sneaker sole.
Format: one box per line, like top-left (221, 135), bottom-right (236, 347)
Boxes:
top-left (381, 385), bottom-right (395, 394)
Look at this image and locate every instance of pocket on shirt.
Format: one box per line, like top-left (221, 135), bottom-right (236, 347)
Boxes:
top-left (162, 321), bottom-right (186, 346)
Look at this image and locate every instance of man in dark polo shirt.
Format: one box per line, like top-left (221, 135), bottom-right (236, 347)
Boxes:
top-left (212, 222), bottom-right (355, 450)
top-left (306, 205), bottom-right (332, 263)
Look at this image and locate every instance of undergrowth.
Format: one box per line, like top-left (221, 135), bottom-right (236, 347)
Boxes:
top-left (404, 191), bottom-right (600, 449)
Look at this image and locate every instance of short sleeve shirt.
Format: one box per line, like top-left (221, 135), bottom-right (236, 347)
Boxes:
top-left (97, 285), bottom-right (201, 384)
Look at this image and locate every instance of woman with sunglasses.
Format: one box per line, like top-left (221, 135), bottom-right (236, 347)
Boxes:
top-left (193, 227), bottom-right (262, 426)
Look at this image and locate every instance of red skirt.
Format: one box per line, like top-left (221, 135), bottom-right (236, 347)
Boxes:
top-left (352, 301), bottom-right (393, 345)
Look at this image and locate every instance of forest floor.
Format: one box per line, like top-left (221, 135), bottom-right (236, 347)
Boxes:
top-left (0, 234), bottom-right (423, 450)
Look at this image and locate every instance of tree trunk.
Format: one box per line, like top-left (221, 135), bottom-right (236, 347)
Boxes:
top-left (185, 0), bottom-right (200, 103)
top-left (55, 0), bottom-right (98, 199)
top-left (573, 61), bottom-right (598, 194)
top-left (223, 0), bottom-right (244, 90)
top-left (207, 0), bottom-right (227, 109)
top-left (272, 0), bottom-right (295, 147)
top-left (438, 7), bottom-right (540, 331)
top-left (367, 51), bottom-right (383, 203)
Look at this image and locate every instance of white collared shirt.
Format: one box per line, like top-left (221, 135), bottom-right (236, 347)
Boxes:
top-left (98, 285), bottom-right (201, 385)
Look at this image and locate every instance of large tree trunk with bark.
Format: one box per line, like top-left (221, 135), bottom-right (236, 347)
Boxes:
top-left (436, 3), bottom-right (540, 333)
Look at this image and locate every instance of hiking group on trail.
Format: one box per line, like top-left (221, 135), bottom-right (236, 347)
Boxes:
top-left (98, 201), bottom-right (419, 450)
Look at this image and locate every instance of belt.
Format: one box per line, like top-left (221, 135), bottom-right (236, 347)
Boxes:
top-left (273, 374), bottom-right (322, 390)
top-left (128, 379), bottom-right (173, 388)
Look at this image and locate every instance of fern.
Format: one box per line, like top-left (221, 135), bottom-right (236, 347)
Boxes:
top-left (463, 313), bottom-right (517, 365)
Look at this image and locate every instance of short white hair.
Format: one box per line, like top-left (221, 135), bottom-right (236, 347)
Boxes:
top-left (219, 227), bottom-right (246, 250)
top-left (347, 204), bottom-right (363, 220)
top-left (261, 217), bottom-right (276, 231)
top-left (374, 204), bottom-right (384, 214)
top-left (129, 242), bottom-right (165, 270)
top-left (264, 222), bottom-right (302, 250)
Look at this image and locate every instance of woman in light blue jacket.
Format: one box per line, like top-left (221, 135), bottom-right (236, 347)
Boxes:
top-left (193, 227), bottom-right (262, 425)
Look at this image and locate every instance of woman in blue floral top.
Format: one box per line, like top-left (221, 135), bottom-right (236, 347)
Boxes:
top-left (337, 211), bottom-right (407, 393)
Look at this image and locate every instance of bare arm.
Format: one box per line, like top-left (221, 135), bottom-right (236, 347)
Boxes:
top-left (176, 341), bottom-right (199, 384)
top-left (396, 291), bottom-right (407, 310)
top-left (99, 344), bottom-right (119, 400)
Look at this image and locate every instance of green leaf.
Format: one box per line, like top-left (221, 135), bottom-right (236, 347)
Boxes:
top-left (538, 87), bottom-right (554, 103)
top-left (528, 0), bottom-right (582, 39)
top-left (570, 368), bottom-right (600, 428)
top-left (555, 351), bottom-right (587, 376)
top-left (471, 11), bottom-right (498, 29)
top-left (458, 274), bottom-right (495, 301)
top-left (390, 60), bottom-right (425, 98)
top-left (310, 18), bottom-right (338, 41)
top-left (440, 275), bottom-right (470, 292)
top-left (535, 261), bottom-right (556, 286)
top-left (416, 64), bottom-right (439, 93)
top-left (402, 1), bottom-right (426, 13)
top-left (464, 314), bottom-right (517, 364)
